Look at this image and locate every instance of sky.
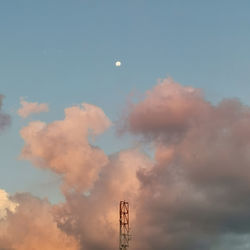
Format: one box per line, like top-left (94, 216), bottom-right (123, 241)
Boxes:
top-left (1, 1), bottom-right (250, 249)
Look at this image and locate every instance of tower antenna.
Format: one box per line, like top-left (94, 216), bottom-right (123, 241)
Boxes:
top-left (119, 200), bottom-right (131, 250)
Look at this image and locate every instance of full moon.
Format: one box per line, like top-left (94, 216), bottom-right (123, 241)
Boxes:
top-left (115, 61), bottom-right (121, 67)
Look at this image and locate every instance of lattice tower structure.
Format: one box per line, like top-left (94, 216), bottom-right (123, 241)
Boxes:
top-left (119, 201), bottom-right (130, 250)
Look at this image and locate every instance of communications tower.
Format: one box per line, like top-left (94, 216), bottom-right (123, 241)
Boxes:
top-left (119, 201), bottom-right (130, 250)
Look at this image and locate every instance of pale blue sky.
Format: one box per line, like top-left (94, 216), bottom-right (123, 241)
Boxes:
top-left (1, 0), bottom-right (250, 202)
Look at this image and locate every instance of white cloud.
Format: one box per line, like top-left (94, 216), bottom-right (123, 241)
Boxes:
top-left (0, 189), bottom-right (18, 220)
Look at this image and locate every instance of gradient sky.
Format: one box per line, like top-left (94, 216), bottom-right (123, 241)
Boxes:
top-left (1, 0), bottom-right (250, 204)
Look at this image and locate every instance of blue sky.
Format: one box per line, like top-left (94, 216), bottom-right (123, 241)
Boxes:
top-left (1, 0), bottom-right (250, 203)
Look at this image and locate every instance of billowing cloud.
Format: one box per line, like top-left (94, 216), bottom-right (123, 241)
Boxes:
top-left (0, 193), bottom-right (79, 250)
top-left (54, 149), bottom-right (152, 250)
top-left (0, 189), bottom-right (18, 220)
top-left (125, 78), bottom-right (250, 250)
top-left (0, 95), bottom-right (10, 132)
top-left (123, 78), bottom-right (212, 143)
top-left (3, 78), bottom-right (250, 249)
top-left (20, 103), bottom-right (111, 192)
top-left (0, 149), bottom-right (150, 250)
top-left (18, 98), bottom-right (49, 118)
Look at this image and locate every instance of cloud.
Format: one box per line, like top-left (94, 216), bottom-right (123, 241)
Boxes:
top-left (123, 78), bottom-right (211, 143)
top-left (18, 98), bottom-right (49, 118)
top-left (20, 103), bottom-right (111, 192)
top-left (0, 95), bottom-right (11, 132)
top-left (0, 149), bottom-right (151, 250)
top-left (3, 79), bottom-right (250, 249)
top-left (124, 78), bottom-right (250, 250)
top-left (0, 193), bottom-right (79, 250)
top-left (0, 189), bottom-right (18, 220)
top-left (54, 149), bottom-right (152, 250)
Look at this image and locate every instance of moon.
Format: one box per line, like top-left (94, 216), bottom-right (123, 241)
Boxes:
top-left (115, 61), bottom-right (121, 67)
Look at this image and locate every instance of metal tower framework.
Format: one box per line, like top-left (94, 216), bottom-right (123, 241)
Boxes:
top-left (119, 201), bottom-right (130, 250)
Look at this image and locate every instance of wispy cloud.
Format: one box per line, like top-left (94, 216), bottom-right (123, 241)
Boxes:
top-left (18, 98), bottom-right (49, 118)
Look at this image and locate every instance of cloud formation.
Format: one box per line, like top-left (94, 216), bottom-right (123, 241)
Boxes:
top-left (3, 79), bottom-right (250, 249)
top-left (54, 149), bottom-right (152, 250)
top-left (18, 98), bottom-right (49, 118)
top-left (0, 95), bottom-right (11, 132)
top-left (125, 78), bottom-right (250, 250)
top-left (20, 103), bottom-right (111, 192)
top-left (0, 192), bottom-right (79, 250)
top-left (124, 78), bottom-right (211, 143)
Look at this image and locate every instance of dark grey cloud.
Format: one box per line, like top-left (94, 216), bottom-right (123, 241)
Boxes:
top-left (0, 95), bottom-right (10, 132)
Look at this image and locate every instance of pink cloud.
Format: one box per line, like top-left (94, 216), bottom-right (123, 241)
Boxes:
top-left (0, 193), bottom-right (79, 250)
top-left (20, 103), bottom-right (111, 192)
top-left (18, 98), bottom-right (49, 118)
top-left (3, 79), bottom-right (250, 249)
top-left (123, 78), bottom-right (211, 142)
top-left (124, 78), bottom-right (250, 250)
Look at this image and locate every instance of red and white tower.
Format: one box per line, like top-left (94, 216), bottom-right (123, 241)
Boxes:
top-left (119, 201), bottom-right (130, 250)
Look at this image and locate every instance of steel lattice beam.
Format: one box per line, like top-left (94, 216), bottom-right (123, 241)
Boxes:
top-left (119, 201), bottom-right (130, 250)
